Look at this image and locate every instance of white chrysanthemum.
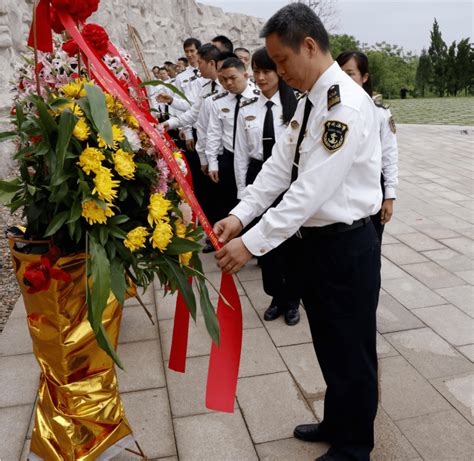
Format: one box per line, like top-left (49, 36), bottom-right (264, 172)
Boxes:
top-left (178, 201), bottom-right (193, 226)
top-left (122, 126), bottom-right (142, 152)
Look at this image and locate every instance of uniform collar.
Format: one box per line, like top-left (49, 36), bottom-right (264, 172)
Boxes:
top-left (259, 90), bottom-right (281, 108)
top-left (307, 61), bottom-right (341, 105)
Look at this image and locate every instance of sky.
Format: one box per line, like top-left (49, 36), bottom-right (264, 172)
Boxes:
top-left (197, 0), bottom-right (473, 54)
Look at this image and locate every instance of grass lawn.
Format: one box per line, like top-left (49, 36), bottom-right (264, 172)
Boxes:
top-left (385, 96), bottom-right (474, 126)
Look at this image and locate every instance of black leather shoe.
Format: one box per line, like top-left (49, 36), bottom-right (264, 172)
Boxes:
top-left (315, 454), bottom-right (339, 461)
top-left (263, 303), bottom-right (281, 321)
top-left (202, 242), bottom-right (215, 253)
top-left (294, 423), bottom-right (329, 442)
top-left (285, 308), bottom-right (300, 326)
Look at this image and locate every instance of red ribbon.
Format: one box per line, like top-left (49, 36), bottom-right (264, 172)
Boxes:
top-left (28, 0), bottom-right (53, 52)
top-left (57, 11), bottom-right (242, 412)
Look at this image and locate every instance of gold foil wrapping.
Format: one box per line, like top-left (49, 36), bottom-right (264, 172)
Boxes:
top-left (9, 241), bottom-right (133, 460)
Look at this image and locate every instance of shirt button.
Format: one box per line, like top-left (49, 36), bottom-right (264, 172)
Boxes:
top-left (260, 248), bottom-right (265, 254)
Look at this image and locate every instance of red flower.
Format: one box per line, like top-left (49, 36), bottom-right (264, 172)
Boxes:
top-left (62, 39), bottom-right (79, 57)
top-left (23, 256), bottom-right (72, 294)
top-left (51, 0), bottom-right (99, 22)
top-left (82, 23), bottom-right (109, 58)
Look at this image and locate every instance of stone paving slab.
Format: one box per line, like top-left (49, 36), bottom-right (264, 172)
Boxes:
top-left (255, 437), bottom-right (329, 460)
top-left (377, 291), bottom-right (424, 333)
top-left (0, 405), bottom-right (33, 461)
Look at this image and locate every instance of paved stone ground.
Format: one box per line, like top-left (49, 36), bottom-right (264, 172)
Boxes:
top-left (0, 124), bottom-right (473, 461)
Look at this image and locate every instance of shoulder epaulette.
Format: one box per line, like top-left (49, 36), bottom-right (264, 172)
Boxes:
top-left (203, 89), bottom-right (219, 99)
top-left (327, 84), bottom-right (341, 110)
top-left (189, 75), bottom-right (199, 82)
top-left (374, 100), bottom-right (390, 110)
top-left (212, 91), bottom-right (229, 101)
top-left (240, 96), bottom-right (259, 108)
top-left (202, 80), bottom-right (211, 88)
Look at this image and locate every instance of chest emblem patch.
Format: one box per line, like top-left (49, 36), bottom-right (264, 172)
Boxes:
top-left (221, 107), bottom-right (230, 113)
top-left (322, 120), bottom-right (348, 152)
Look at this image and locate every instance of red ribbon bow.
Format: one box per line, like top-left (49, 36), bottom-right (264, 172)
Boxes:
top-left (23, 255), bottom-right (72, 294)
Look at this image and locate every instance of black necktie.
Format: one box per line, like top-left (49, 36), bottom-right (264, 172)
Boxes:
top-left (193, 68), bottom-right (199, 77)
top-left (291, 97), bottom-right (313, 183)
top-left (262, 100), bottom-right (275, 161)
top-left (211, 80), bottom-right (217, 92)
top-left (233, 94), bottom-right (242, 150)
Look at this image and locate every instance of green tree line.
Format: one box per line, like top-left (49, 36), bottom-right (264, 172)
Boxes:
top-left (329, 19), bottom-right (474, 99)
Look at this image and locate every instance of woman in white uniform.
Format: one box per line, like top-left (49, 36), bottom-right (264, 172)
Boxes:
top-left (234, 47), bottom-right (301, 325)
top-left (336, 50), bottom-right (399, 243)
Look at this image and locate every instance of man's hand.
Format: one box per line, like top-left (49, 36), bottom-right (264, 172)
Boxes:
top-left (201, 164), bottom-right (209, 175)
top-left (216, 238), bottom-right (252, 274)
top-left (179, 130), bottom-right (186, 141)
top-left (162, 121), bottom-right (170, 131)
top-left (156, 93), bottom-right (173, 104)
top-left (214, 215), bottom-right (243, 244)
top-left (186, 139), bottom-right (195, 151)
top-left (208, 170), bottom-right (219, 183)
top-left (381, 199), bottom-right (394, 224)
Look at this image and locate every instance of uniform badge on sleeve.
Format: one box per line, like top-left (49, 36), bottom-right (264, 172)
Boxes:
top-left (322, 120), bottom-right (348, 152)
top-left (389, 116), bottom-right (397, 134)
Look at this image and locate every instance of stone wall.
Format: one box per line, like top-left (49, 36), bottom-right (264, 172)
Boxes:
top-left (0, 0), bottom-right (264, 178)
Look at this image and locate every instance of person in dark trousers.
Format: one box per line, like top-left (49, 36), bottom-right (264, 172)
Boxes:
top-left (336, 50), bottom-right (399, 243)
top-left (234, 47), bottom-right (301, 326)
top-left (213, 4), bottom-right (382, 461)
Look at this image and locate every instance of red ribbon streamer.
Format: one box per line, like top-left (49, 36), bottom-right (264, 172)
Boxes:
top-left (28, 0), bottom-right (53, 52)
top-left (57, 11), bottom-right (242, 412)
top-left (168, 289), bottom-right (190, 373)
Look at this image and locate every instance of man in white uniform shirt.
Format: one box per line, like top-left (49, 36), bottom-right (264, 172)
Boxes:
top-left (214, 4), bottom-right (382, 461)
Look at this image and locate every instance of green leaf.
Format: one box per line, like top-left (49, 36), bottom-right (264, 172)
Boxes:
top-left (96, 322), bottom-right (124, 369)
top-left (85, 84), bottom-right (113, 147)
top-left (67, 199), bottom-right (82, 223)
top-left (110, 259), bottom-right (127, 306)
top-left (55, 109), bottom-right (77, 173)
top-left (108, 226), bottom-right (127, 239)
top-left (88, 234), bottom-right (111, 333)
top-left (0, 131), bottom-right (18, 142)
top-left (165, 236), bottom-right (202, 255)
top-left (0, 178), bottom-right (22, 193)
top-left (77, 97), bottom-right (93, 121)
top-left (26, 184), bottom-right (36, 196)
top-left (198, 280), bottom-right (220, 345)
top-left (139, 79), bottom-right (190, 104)
top-left (15, 102), bottom-right (25, 127)
top-left (163, 255), bottom-right (197, 320)
top-left (43, 211), bottom-right (68, 237)
top-left (31, 96), bottom-right (57, 135)
top-left (108, 215), bottom-right (130, 226)
top-left (98, 225), bottom-right (109, 246)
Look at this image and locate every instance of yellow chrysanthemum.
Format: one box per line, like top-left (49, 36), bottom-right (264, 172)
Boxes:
top-left (150, 220), bottom-right (173, 251)
top-left (98, 124), bottom-right (125, 150)
top-left (175, 219), bottom-right (187, 239)
top-left (56, 101), bottom-right (84, 117)
top-left (60, 80), bottom-right (86, 98)
top-left (124, 226), bottom-right (149, 252)
top-left (126, 114), bottom-right (139, 129)
top-left (77, 146), bottom-right (105, 175)
top-left (73, 117), bottom-right (90, 141)
top-left (81, 200), bottom-right (114, 225)
top-left (92, 167), bottom-right (120, 203)
top-left (105, 94), bottom-right (124, 113)
top-left (112, 148), bottom-right (136, 180)
top-left (179, 251), bottom-right (192, 266)
top-left (147, 193), bottom-right (172, 226)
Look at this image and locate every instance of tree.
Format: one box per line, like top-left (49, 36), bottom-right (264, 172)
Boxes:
top-left (415, 48), bottom-right (432, 97)
top-left (428, 18), bottom-right (448, 96)
top-left (456, 38), bottom-right (473, 95)
top-left (291, 0), bottom-right (340, 32)
top-left (446, 41), bottom-right (458, 96)
top-left (329, 34), bottom-right (360, 58)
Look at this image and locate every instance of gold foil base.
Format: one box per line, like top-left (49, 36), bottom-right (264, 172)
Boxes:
top-left (10, 242), bottom-right (133, 461)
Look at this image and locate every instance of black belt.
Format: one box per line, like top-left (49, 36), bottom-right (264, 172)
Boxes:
top-left (297, 217), bottom-right (371, 238)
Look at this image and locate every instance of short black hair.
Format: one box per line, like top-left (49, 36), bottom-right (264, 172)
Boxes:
top-left (177, 56), bottom-right (188, 65)
top-left (212, 35), bottom-right (234, 52)
top-left (216, 51), bottom-right (238, 63)
top-left (164, 61), bottom-right (174, 66)
top-left (234, 47), bottom-right (250, 55)
top-left (336, 50), bottom-right (373, 97)
top-left (183, 37), bottom-right (202, 50)
top-left (220, 57), bottom-right (246, 72)
top-left (197, 43), bottom-right (221, 62)
top-left (260, 3), bottom-right (330, 53)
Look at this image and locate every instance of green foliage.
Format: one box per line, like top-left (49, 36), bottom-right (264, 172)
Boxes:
top-left (330, 34), bottom-right (360, 59)
top-left (415, 49), bottom-right (432, 97)
top-left (428, 18), bottom-right (448, 96)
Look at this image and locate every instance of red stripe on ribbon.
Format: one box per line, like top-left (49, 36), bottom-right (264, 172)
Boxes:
top-left (168, 288), bottom-right (191, 373)
top-left (28, 0), bottom-right (53, 52)
top-left (57, 11), bottom-right (242, 412)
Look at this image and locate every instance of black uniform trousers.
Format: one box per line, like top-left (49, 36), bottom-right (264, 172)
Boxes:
top-left (246, 159), bottom-right (302, 311)
top-left (214, 148), bottom-right (239, 222)
top-left (370, 174), bottom-right (385, 243)
top-left (300, 221), bottom-right (380, 461)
